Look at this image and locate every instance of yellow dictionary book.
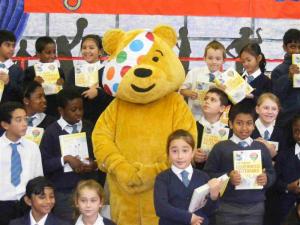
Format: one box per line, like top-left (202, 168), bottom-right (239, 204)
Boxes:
top-left (292, 54), bottom-right (300, 88)
top-left (201, 127), bottom-right (229, 154)
top-left (24, 127), bottom-right (44, 145)
top-left (194, 81), bottom-right (212, 106)
top-left (59, 132), bottom-right (89, 173)
top-left (74, 62), bottom-right (102, 87)
top-left (34, 62), bottom-right (62, 95)
top-left (233, 150), bottom-right (263, 190)
top-left (188, 174), bottom-right (229, 213)
top-left (215, 68), bottom-right (253, 104)
top-left (220, 105), bottom-right (231, 126)
top-left (0, 67), bottom-right (8, 101)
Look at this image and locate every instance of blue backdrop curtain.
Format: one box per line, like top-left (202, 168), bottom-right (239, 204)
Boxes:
top-left (0, 0), bottom-right (29, 40)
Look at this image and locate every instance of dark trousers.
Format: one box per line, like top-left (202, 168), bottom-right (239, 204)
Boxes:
top-left (215, 201), bottom-right (264, 225)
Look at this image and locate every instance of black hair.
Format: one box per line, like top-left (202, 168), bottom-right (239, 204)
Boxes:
top-left (56, 87), bottom-right (82, 109)
top-left (0, 30), bottom-right (16, 46)
top-left (229, 99), bottom-right (256, 123)
top-left (23, 81), bottom-right (43, 99)
top-left (206, 88), bottom-right (229, 106)
top-left (292, 114), bottom-right (300, 127)
top-left (25, 176), bottom-right (54, 198)
top-left (0, 101), bottom-right (25, 124)
top-left (80, 34), bottom-right (102, 50)
top-left (35, 36), bottom-right (55, 53)
top-left (283, 29), bottom-right (300, 46)
top-left (239, 43), bottom-right (266, 73)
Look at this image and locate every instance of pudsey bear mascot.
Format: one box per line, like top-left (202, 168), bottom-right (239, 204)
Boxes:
top-left (92, 25), bottom-right (196, 225)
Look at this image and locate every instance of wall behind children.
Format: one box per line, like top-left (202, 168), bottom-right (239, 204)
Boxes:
top-left (7, 0), bottom-right (300, 74)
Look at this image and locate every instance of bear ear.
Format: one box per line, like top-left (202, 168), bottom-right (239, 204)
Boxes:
top-left (153, 25), bottom-right (177, 48)
top-left (102, 29), bottom-right (125, 55)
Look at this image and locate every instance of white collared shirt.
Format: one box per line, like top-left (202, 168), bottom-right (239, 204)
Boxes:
top-left (57, 117), bottom-right (82, 134)
top-left (30, 210), bottom-right (48, 225)
top-left (171, 164), bottom-right (193, 181)
top-left (242, 68), bottom-right (261, 81)
top-left (28, 113), bottom-right (46, 127)
top-left (295, 143), bottom-right (300, 160)
top-left (230, 134), bottom-right (253, 147)
top-left (0, 59), bottom-right (14, 69)
top-left (75, 214), bottom-right (105, 225)
top-left (0, 133), bottom-right (43, 200)
top-left (198, 116), bottom-right (225, 133)
top-left (255, 118), bottom-right (274, 139)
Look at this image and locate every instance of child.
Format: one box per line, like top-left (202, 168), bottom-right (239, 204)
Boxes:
top-left (24, 36), bottom-right (65, 118)
top-left (74, 179), bottom-right (115, 225)
top-left (65, 34), bottom-right (113, 124)
top-left (154, 129), bottom-right (222, 225)
top-left (239, 43), bottom-right (272, 101)
top-left (23, 81), bottom-right (56, 129)
top-left (180, 40), bottom-right (226, 120)
top-left (204, 99), bottom-right (275, 225)
top-left (0, 101), bottom-right (43, 225)
top-left (275, 114), bottom-right (300, 223)
top-left (194, 88), bottom-right (229, 169)
top-left (252, 93), bottom-right (285, 225)
top-left (271, 28), bottom-right (300, 127)
top-left (0, 30), bottom-right (24, 103)
top-left (40, 87), bottom-right (104, 222)
top-left (9, 176), bottom-right (70, 225)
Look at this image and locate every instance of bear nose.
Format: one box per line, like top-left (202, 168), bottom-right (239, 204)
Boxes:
top-left (134, 68), bottom-right (152, 78)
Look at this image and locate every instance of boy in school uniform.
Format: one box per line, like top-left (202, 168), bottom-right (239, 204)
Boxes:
top-left (204, 99), bottom-right (275, 225)
top-left (194, 88), bottom-right (229, 169)
top-left (180, 41), bottom-right (226, 120)
top-left (24, 36), bottom-right (65, 118)
top-left (0, 102), bottom-right (43, 225)
top-left (271, 28), bottom-right (300, 127)
top-left (0, 30), bottom-right (24, 103)
top-left (9, 176), bottom-right (70, 225)
top-left (40, 87), bottom-right (104, 222)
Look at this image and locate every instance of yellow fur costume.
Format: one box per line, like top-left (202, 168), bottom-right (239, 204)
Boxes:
top-left (92, 25), bottom-right (196, 225)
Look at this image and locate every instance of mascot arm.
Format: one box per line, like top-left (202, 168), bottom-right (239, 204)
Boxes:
top-left (92, 100), bottom-right (142, 191)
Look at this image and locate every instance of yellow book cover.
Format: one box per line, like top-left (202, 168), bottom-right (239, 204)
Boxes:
top-left (215, 68), bottom-right (253, 104)
top-left (24, 127), bottom-right (44, 145)
top-left (194, 81), bottom-right (212, 106)
top-left (233, 150), bottom-right (263, 190)
top-left (59, 132), bottom-right (89, 173)
top-left (201, 127), bottom-right (229, 154)
top-left (220, 105), bottom-right (231, 126)
top-left (34, 62), bottom-right (62, 95)
top-left (0, 67), bottom-right (8, 101)
top-left (74, 62), bottom-right (102, 87)
top-left (292, 54), bottom-right (300, 88)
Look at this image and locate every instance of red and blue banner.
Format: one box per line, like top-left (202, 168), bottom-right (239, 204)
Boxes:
top-left (25, 0), bottom-right (300, 19)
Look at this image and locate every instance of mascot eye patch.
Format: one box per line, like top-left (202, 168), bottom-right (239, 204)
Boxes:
top-left (131, 84), bottom-right (155, 92)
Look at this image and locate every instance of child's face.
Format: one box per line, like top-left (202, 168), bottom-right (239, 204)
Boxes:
top-left (256, 99), bottom-right (279, 125)
top-left (81, 38), bottom-right (101, 63)
top-left (59, 98), bottom-right (83, 125)
top-left (1, 108), bottom-right (27, 141)
top-left (293, 119), bottom-right (300, 144)
top-left (24, 87), bottom-right (47, 113)
top-left (283, 42), bottom-right (300, 55)
top-left (0, 41), bottom-right (15, 61)
top-left (204, 48), bottom-right (224, 73)
top-left (240, 51), bottom-right (261, 74)
top-left (229, 113), bottom-right (255, 140)
top-left (25, 187), bottom-right (55, 218)
top-left (168, 138), bottom-right (193, 169)
top-left (202, 92), bottom-right (225, 118)
top-left (76, 188), bottom-right (102, 218)
top-left (37, 43), bottom-right (56, 63)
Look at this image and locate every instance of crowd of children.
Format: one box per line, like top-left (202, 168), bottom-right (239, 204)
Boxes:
top-left (0, 26), bottom-right (300, 225)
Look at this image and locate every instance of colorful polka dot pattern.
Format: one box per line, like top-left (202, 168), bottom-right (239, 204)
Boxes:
top-left (102, 31), bottom-right (155, 96)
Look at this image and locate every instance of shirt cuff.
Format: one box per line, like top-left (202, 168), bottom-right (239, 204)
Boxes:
top-left (61, 156), bottom-right (65, 166)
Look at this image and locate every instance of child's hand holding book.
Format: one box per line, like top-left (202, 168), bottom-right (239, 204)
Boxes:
top-left (191, 214), bottom-right (204, 225)
top-left (229, 170), bottom-right (241, 186)
top-left (0, 71), bottom-right (9, 85)
top-left (208, 178), bottom-right (222, 200)
top-left (63, 155), bottom-right (84, 173)
top-left (34, 76), bottom-right (44, 84)
top-left (289, 64), bottom-right (299, 80)
top-left (194, 148), bottom-right (208, 163)
top-left (256, 168), bottom-right (267, 187)
top-left (287, 179), bottom-right (300, 194)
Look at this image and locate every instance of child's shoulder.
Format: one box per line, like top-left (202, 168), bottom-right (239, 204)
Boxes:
top-left (103, 217), bottom-right (117, 225)
top-left (193, 168), bottom-right (209, 179)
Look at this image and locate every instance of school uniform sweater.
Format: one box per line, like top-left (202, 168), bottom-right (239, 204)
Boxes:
top-left (249, 73), bottom-right (272, 101)
top-left (271, 54), bottom-right (300, 127)
top-left (204, 140), bottom-right (275, 204)
top-left (9, 212), bottom-right (71, 225)
top-left (154, 168), bottom-right (217, 225)
top-left (40, 120), bottom-right (102, 192)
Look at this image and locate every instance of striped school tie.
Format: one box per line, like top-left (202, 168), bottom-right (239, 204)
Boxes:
top-left (238, 141), bottom-right (249, 148)
top-left (247, 75), bottom-right (255, 83)
top-left (10, 143), bottom-right (22, 187)
top-left (27, 117), bottom-right (35, 127)
top-left (69, 124), bottom-right (78, 133)
top-left (209, 73), bottom-right (215, 82)
top-left (264, 130), bottom-right (270, 141)
top-left (181, 170), bottom-right (190, 187)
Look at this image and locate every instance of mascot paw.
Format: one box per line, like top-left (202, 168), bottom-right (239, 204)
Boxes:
top-left (133, 162), bottom-right (158, 189)
top-left (115, 163), bottom-right (142, 188)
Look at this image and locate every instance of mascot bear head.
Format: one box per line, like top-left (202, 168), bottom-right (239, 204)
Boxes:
top-left (101, 25), bottom-right (185, 104)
